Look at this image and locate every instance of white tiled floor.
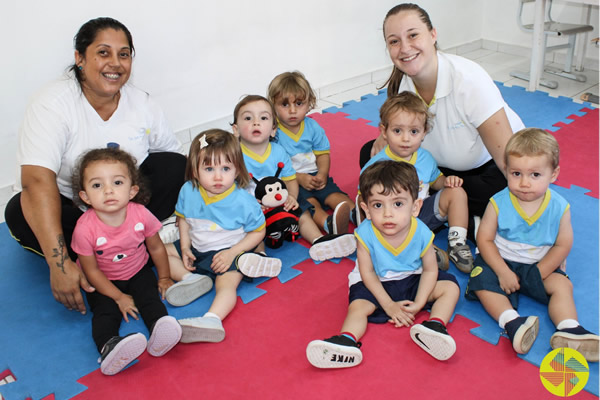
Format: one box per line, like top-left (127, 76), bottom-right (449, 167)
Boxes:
top-left (1, 48), bottom-right (597, 224)
top-left (316, 49), bottom-right (599, 109)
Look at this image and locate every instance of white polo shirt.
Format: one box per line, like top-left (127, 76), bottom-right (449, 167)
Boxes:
top-left (16, 73), bottom-right (182, 200)
top-left (399, 51), bottom-right (524, 171)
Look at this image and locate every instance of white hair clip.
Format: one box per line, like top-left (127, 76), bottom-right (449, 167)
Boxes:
top-left (199, 134), bottom-right (209, 149)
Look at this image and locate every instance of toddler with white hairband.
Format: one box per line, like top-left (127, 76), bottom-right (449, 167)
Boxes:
top-left (164, 129), bottom-right (281, 343)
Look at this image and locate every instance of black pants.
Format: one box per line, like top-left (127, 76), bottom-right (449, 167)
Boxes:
top-left (86, 265), bottom-right (167, 352)
top-left (4, 151), bottom-right (186, 260)
top-left (359, 139), bottom-right (506, 218)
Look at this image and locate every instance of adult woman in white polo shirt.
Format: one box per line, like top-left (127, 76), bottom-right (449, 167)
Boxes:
top-left (360, 3), bottom-right (524, 221)
top-left (4, 17), bottom-right (185, 314)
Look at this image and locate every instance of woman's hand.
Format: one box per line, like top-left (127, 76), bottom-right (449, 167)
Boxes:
top-left (21, 165), bottom-right (97, 313)
top-left (49, 258), bottom-right (95, 314)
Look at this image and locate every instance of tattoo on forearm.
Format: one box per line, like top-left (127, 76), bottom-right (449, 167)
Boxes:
top-left (51, 234), bottom-right (67, 274)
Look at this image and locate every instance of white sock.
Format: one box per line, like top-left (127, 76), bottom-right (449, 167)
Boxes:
top-left (557, 319), bottom-right (579, 330)
top-left (180, 272), bottom-right (194, 281)
top-left (448, 226), bottom-right (467, 246)
top-left (203, 312), bottom-right (221, 321)
top-left (498, 309), bottom-right (520, 329)
top-left (312, 235), bottom-right (324, 244)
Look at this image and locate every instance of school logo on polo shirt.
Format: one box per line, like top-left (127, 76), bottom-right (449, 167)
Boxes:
top-left (539, 347), bottom-right (589, 397)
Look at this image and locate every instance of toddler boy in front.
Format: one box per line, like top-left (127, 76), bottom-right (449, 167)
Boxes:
top-left (306, 161), bottom-right (460, 368)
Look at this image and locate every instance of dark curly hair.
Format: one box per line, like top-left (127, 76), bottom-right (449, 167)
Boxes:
top-left (72, 147), bottom-right (150, 207)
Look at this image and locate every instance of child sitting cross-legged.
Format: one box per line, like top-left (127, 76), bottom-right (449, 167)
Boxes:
top-left (164, 129), bottom-right (282, 343)
top-left (465, 128), bottom-right (599, 361)
top-left (360, 92), bottom-right (474, 273)
top-left (306, 161), bottom-right (460, 368)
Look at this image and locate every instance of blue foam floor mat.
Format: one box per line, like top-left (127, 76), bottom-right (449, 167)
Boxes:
top-left (323, 83), bottom-right (594, 133)
top-left (0, 223), bottom-right (313, 400)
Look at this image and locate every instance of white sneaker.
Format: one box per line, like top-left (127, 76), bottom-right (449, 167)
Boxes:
top-left (410, 321), bottom-right (456, 361)
top-left (237, 253), bottom-right (281, 278)
top-left (147, 315), bottom-right (182, 357)
top-left (99, 333), bottom-right (147, 375)
top-left (159, 215), bottom-right (179, 244)
top-left (179, 316), bottom-right (225, 343)
top-left (306, 335), bottom-right (362, 369)
top-left (327, 202), bottom-right (350, 235)
top-left (165, 274), bottom-right (213, 307)
top-left (309, 234), bottom-right (356, 261)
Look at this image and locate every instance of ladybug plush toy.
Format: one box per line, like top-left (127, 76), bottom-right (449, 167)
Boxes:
top-left (252, 162), bottom-right (302, 249)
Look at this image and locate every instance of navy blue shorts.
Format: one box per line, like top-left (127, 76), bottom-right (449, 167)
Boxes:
top-left (173, 240), bottom-right (252, 282)
top-left (348, 270), bottom-right (458, 323)
top-left (298, 173), bottom-right (347, 215)
top-left (418, 190), bottom-right (446, 231)
top-left (464, 254), bottom-right (568, 309)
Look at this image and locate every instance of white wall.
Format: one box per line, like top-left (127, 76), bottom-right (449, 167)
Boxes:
top-left (1, 0), bottom-right (596, 190)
